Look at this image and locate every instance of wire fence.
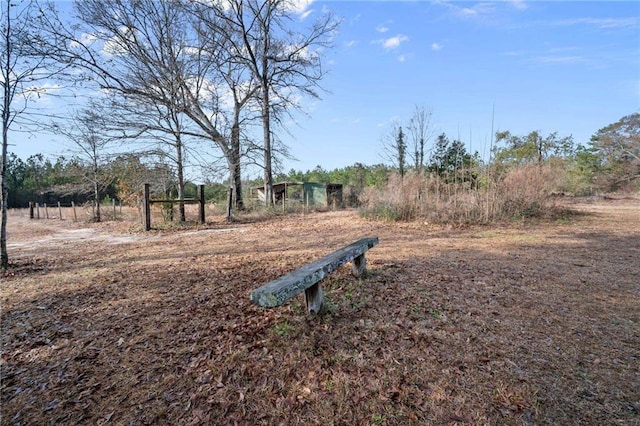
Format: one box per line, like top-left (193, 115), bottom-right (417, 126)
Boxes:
top-left (27, 200), bottom-right (125, 222)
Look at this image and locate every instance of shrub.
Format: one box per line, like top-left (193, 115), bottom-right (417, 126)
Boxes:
top-left (359, 163), bottom-right (569, 224)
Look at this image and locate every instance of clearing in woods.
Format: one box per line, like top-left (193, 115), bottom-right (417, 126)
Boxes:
top-left (1, 197), bottom-right (639, 425)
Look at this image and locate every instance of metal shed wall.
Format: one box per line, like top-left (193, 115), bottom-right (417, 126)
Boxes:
top-left (303, 182), bottom-right (327, 206)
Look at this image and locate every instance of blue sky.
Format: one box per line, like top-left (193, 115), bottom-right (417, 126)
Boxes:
top-left (8, 0), bottom-right (640, 178)
top-left (281, 0), bottom-right (639, 172)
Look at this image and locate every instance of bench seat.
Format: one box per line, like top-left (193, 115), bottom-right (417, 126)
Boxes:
top-left (250, 237), bottom-right (379, 313)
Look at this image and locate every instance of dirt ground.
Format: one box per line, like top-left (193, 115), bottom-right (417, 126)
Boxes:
top-left (1, 197), bottom-right (639, 425)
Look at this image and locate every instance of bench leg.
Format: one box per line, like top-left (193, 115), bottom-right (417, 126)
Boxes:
top-left (352, 254), bottom-right (367, 277)
top-left (305, 283), bottom-right (324, 314)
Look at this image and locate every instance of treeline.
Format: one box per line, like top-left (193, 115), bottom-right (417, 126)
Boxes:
top-left (359, 113), bottom-right (639, 223)
top-left (4, 153), bottom-right (228, 210)
top-left (6, 113), bottom-right (639, 217)
top-left (5, 152), bottom-right (389, 210)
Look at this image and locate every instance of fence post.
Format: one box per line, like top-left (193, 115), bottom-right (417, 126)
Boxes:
top-left (143, 183), bottom-right (151, 231)
top-left (36, 203), bottom-right (40, 219)
top-left (44, 203), bottom-right (49, 219)
top-left (283, 183), bottom-right (287, 213)
top-left (58, 201), bottom-right (63, 220)
top-left (29, 202), bottom-right (34, 219)
top-left (113, 198), bottom-right (117, 220)
top-left (72, 201), bottom-right (78, 222)
top-left (198, 185), bottom-right (205, 224)
top-left (226, 187), bottom-right (233, 222)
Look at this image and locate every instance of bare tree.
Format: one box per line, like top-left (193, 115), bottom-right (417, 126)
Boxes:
top-left (220, 0), bottom-right (339, 205)
top-left (1, 0), bottom-right (65, 268)
top-left (39, 0), bottom-right (247, 210)
top-left (34, 0), bottom-right (338, 213)
top-left (54, 105), bottom-right (116, 222)
top-left (188, 1), bottom-right (263, 209)
top-left (100, 94), bottom-right (195, 221)
top-left (407, 105), bottom-right (435, 172)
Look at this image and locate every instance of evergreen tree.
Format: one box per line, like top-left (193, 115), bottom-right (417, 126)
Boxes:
top-left (589, 113), bottom-right (640, 191)
top-left (428, 133), bottom-right (475, 183)
top-left (397, 126), bottom-right (406, 178)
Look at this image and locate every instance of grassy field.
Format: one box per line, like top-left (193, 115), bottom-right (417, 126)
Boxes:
top-left (1, 197), bottom-right (639, 425)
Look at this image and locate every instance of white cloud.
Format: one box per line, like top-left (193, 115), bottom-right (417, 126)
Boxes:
top-left (552, 17), bottom-right (637, 30)
top-left (102, 26), bottom-right (135, 57)
top-left (507, 0), bottom-right (528, 11)
top-left (398, 54), bottom-right (407, 63)
top-left (460, 7), bottom-right (478, 16)
top-left (376, 24), bottom-right (389, 33)
top-left (285, 0), bottom-right (314, 15)
top-left (299, 9), bottom-right (314, 21)
top-left (381, 34), bottom-right (408, 50)
top-left (431, 42), bottom-right (443, 51)
top-left (434, 1), bottom-right (497, 20)
top-left (345, 40), bottom-right (357, 48)
top-left (69, 33), bottom-right (98, 50)
top-left (23, 83), bottom-right (63, 104)
top-left (534, 56), bottom-right (586, 64)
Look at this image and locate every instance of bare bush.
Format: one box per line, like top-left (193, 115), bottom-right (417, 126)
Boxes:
top-left (360, 163), bottom-right (569, 224)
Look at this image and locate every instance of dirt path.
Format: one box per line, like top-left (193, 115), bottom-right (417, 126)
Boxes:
top-left (2, 198), bottom-right (639, 425)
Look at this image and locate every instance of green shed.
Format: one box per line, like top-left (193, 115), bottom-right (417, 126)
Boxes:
top-left (254, 181), bottom-right (343, 207)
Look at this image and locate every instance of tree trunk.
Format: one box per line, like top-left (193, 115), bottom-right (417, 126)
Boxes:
top-left (228, 154), bottom-right (243, 212)
top-left (93, 160), bottom-right (101, 222)
top-left (261, 81), bottom-right (274, 206)
top-left (94, 180), bottom-right (101, 222)
top-left (1, 0), bottom-right (10, 268)
top-left (1, 104), bottom-right (8, 268)
top-left (176, 135), bottom-right (186, 222)
top-left (231, 111), bottom-right (244, 210)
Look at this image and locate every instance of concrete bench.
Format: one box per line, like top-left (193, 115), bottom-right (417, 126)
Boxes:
top-left (250, 237), bottom-right (379, 314)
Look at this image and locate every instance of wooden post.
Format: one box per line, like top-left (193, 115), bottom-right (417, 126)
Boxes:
top-left (44, 203), bottom-right (49, 219)
top-left (305, 283), bottom-right (324, 315)
top-left (36, 203), bottom-right (40, 219)
top-left (352, 254), bottom-right (367, 277)
top-left (143, 183), bottom-right (151, 231)
top-left (72, 201), bottom-right (78, 222)
top-left (29, 202), bottom-right (34, 219)
top-left (113, 198), bottom-right (117, 220)
top-left (58, 201), bottom-right (62, 219)
top-left (198, 185), bottom-right (205, 224)
top-left (226, 187), bottom-right (233, 221)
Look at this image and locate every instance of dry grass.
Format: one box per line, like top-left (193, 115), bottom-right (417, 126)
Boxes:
top-left (1, 197), bottom-right (639, 425)
top-left (359, 165), bottom-right (574, 224)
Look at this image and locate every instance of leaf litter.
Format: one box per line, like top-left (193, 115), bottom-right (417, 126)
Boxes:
top-left (1, 197), bottom-right (639, 425)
